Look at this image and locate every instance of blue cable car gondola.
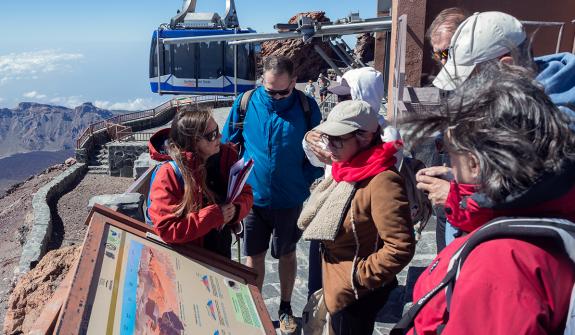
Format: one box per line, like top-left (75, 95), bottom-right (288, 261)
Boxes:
top-left (149, 0), bottom-right (257, 95)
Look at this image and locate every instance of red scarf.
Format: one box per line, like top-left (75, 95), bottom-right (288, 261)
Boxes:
top-left (331, 141), bottom-right (400, 183)
top-left (445, 182), bottom-right (498, 233)
top-left (445, 180), bottom-right (575, 233)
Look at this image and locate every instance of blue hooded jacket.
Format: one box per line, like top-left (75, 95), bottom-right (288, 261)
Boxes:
top-left (535, 52), bottom-right (575, 128)
top-left (222, 86), bottom-right (323, 209)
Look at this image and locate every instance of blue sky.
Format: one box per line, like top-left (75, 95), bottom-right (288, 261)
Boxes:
top-left (0, 1), bottom-right (376, 111)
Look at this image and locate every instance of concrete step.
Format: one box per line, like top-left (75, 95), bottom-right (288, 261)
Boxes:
top-left (87, 165), bottom-right (108, 174)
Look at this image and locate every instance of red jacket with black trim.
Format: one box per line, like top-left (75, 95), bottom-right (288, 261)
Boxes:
top-left (147, 128), bottom-right (253, 246)
top-left (409, 170), bottom-right (575, 335)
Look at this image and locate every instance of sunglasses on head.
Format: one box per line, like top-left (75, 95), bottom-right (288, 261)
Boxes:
top-left (433, 48), bottom-right (449, 61)
top-left (202, 125), bottom-right (219, 142)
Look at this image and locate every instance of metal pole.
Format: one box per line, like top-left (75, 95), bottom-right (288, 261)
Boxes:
top-left (163, 19), bottom-right (393, 45)
top-left (328, 41), bottom-right (352, 67)
top-left (383, 30), bottom-right (391, 97)
top-left (335, 41), bottom-right (357, 67)
top-left (556, 23), bottom-right (565, 54)
top-left (313, 44), bottom-right (343, 76)
top-left (234, 44), bottom-right (238, 97)
top-left (157, 30), bottom-right (162, 95)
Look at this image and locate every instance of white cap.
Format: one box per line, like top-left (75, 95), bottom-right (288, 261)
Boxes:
top-left (433, 11), bottom-right (526, 90)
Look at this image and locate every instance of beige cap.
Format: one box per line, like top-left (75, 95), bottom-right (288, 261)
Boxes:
top-left (314, 100), bottom-right (378, 136)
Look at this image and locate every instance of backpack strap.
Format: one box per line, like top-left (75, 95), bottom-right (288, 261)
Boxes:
top-left (232, 89), bottom-right (256, 155)
top-left (239, 89), bottom-right (256, 127)
top-left (145, 161), bottom-right (184, 226)
top-left (391, 217), bottom-right (575, 335)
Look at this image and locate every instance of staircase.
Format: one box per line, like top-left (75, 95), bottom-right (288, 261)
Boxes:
top-left (87, 145), bottom-right (109, 175)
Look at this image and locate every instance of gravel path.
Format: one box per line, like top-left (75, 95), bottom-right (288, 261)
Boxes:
top-left (0, 165), bottom-right (68, 324)
top-left (54, 174), bottom-right (134, 248)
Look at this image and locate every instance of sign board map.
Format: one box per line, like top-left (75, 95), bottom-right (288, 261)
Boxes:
top-left (55, 205), bottom-right (273, 335)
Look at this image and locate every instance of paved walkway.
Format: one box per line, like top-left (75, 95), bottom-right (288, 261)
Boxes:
top-left (248, 218), bottom-right (437, 335)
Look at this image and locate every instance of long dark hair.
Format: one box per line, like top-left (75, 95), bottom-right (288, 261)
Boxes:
top-left (403, 65), bottom-right (575, 203)
top-left (168, 106), bottom-right (216, 216)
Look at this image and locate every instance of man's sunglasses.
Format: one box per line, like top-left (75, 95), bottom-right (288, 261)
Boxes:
top-left (433, 49), bottom-right (449, 61)
top-left (265, 88), bottom-right (292, 97)
top-left (202, 125), bottom-right (219, 142)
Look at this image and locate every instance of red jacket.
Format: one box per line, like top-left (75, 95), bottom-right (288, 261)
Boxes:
top-left (409, 181), bottom-right (575, 335)
top-left (147, 129), bottom-right (253, 246)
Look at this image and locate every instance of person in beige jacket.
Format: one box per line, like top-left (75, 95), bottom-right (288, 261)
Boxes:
top-left (298, 100), bottom-right (415, 335)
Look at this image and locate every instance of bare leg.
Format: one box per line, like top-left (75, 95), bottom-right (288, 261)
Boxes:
top-left (278, 250), bottom-right (297, 302)
top-left (246, 251), bottom-right (266, 291)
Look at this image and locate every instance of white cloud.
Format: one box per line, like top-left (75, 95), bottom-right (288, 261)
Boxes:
top-left (49, 96), bottom-right (85, 108)
top-left (0, 50), bottom-right (84, 85)
top-left (94, 98), bottom-right (164, 111)
top-left (23, 91), bottom-right (47, 99)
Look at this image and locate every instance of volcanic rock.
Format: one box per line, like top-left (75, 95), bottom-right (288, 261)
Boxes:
top-left (355, 33), bottom-right (375, 63)
top-left (3, 246), bottom-right (80, 335)
top-left (259, 12), bottom-right (339, 82)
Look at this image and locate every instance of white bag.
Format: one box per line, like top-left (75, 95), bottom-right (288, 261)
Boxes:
top-left (301, 289), bottom-right (334, 335)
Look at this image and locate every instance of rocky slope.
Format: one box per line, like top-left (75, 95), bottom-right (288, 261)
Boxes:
top-left (355, 33), bottom-right (376, 64)
top-left (0, 102), bottom-right (114, 159)
top-left (0, 150), bottom-right (75, 196)
top-left (259, 12), bottom-right (377, 81)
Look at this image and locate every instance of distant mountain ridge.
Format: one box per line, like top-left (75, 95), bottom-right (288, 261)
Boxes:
top-left (0, 102), bottom-right (116, 158)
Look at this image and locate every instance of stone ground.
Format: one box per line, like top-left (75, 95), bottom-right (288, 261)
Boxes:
top-left (248, 218), bottom-right (437, 335)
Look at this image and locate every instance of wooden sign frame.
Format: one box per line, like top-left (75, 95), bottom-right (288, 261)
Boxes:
top-left (54, 204), bottom-right (274, 335)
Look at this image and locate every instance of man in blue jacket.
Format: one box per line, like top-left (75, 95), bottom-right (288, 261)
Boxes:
top-left (222, 55), bottom-right (323, 334)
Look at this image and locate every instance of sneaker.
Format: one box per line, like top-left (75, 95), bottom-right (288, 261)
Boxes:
top-left (279, 311), bottom-right (297, 334)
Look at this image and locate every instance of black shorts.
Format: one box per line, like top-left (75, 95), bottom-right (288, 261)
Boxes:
top-left (243, 205), bottom-right (303, 259)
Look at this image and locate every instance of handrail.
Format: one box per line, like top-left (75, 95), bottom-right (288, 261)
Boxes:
top-left (75, 95), bottom-right (234, 149)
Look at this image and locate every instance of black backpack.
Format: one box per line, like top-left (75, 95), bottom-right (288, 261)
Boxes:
top-left (391, 217), bottom-right (575, 335)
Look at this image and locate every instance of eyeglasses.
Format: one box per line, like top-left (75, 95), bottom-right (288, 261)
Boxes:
top-left (202, 125), bottom-right (220, 142)
top-left (321, 132), bottom-right (357, 149)
top-left (433, 48), bottom-right (449, 61)
top-left (265, 87), bottom-right (292, 97)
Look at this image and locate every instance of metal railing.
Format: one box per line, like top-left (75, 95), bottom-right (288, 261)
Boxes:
top-left (318, 93), bottom-right (338, 119)
top-left (76, 95), bottom-right (234, 149)
top-left (120, 132), bottom-right (155, 142)
top-left (521, 20), bottom-right (568, 54)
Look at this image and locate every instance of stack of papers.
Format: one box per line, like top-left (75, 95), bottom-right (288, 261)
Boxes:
top-left (226, 158), bottom-right (254, 203)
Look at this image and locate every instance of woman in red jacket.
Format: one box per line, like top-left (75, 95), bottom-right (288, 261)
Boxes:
top-left (147, 107), bottom-right (253, 258)
top-left (402, 68), bottom-right (575, 334)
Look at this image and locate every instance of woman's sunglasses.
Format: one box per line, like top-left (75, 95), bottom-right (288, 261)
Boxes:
top-left (202, 125), bottom-right (220, 142)
top-left (320, 132), bottom-right (357, 149)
